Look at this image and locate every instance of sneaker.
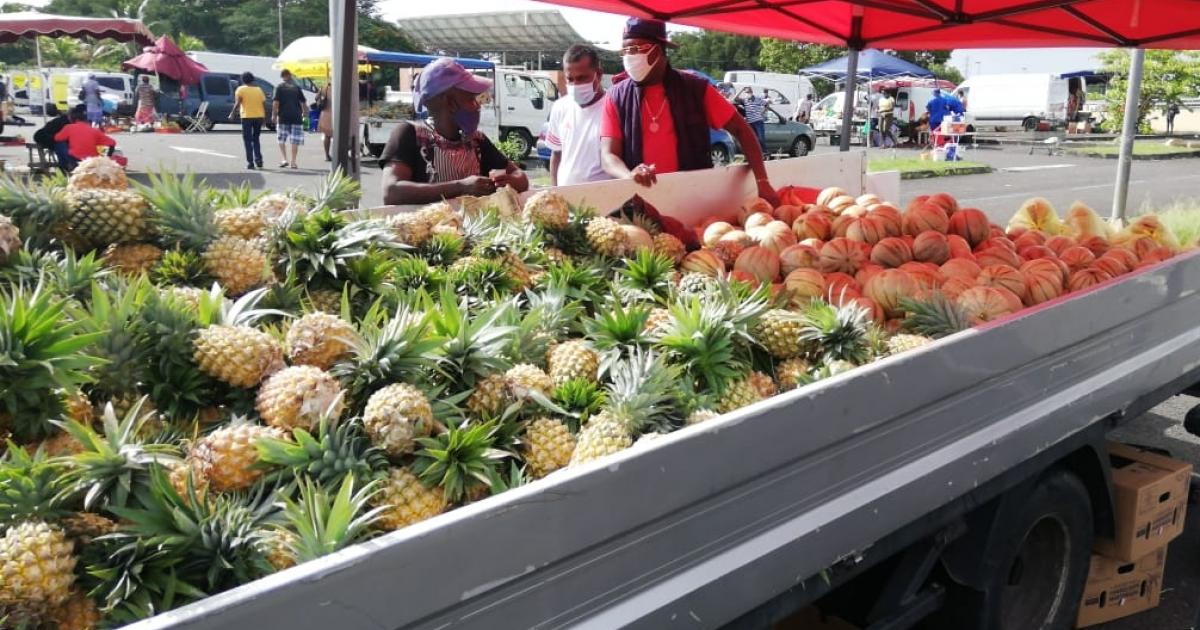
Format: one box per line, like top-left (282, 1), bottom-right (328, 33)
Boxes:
top-left (325, 155), bottom-right (332, 162)
top-left (256, 162), bottom-right (263, 168)
top-left (289, 163), bottom-right (298, 169)
top-left (279, 161), bottom-right (289, 168)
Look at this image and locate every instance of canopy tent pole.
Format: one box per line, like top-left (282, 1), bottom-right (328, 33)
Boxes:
top-left (35, 36), bottom-right (45, 124)
top-left (837, 50), bottom-right (859, 152)
top-left (1110, 47), bottom-right (1144, 224)
top-left (330, 0), bottom-right (360, 181)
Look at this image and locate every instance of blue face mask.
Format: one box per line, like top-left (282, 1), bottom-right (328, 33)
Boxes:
top-left (454, 106), bottom-right (480, 136)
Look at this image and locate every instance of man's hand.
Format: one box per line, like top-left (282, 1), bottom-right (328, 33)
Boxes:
top-left (630, 163), bottom-right (657, 187)
top-left (489, 168), bottom-right (511, 188)
top-left (459, 175), bottom-right (497, 196)
top-left (756, 178), bottom-right (780, 207)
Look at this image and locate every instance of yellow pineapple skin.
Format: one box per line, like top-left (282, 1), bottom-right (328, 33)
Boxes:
top-left (215, 206), bottom-right (268, 239)
top-left (886, 334), bottom-right (933, 355)
top-left (363, 383), bottom-right (434, 456)
top-left (256, 366), bottom-right (346, 431)
top-left (0, 214), bottom-right (21, 264)
top-left (748, 371), bottom-right (778, 399)
top-left (164, 286), bottom-right (206, 310)
top-left (203, 236), bottom-right (270, 296)
top-left (776, 358), bottom-right (810, 391)
top-left (754, 309), bottom-right (806, 359)
top-left (260, 529), bottom-right (298, 572)
top-left (387, 211), bottom-right (433, 247)
top-left (523, 190), bottom-right (570, 230)
top-left (59, 512), bottom-right (119, 547)
top-left (685, 408), bottom-right (720, 426)
top-left (306, 288), bottom-right (343, 314)
top-left (652, 232), bottom-right (687, 264)
top-left (38, 431), bottom-right (85, 457)
top-left (504, 364), bottom-right (554, 401)
top-left (0, 521), bottom-right (77, 621)
top-left (286, 312), bottom-right (357, 370)
top-left (194, 325), bottom-right (284, 388)
top-left (374, 468), bottom-right (447, 530)
top-left (252, 193), bottom-right (295, 223)
top-left (191, 424), bottom-right (285, 492)
top-left (524, 417), bottom-right (575, 478)
top-left (67, 188), bottom-right (151, 246)
top-left (465, 374), bottom-right (510, 418)
top-left (568, 412), bottom-right (631, 466)
top-left (717, 377), bottom-right (764, 414)
top-left (102, 242), bottom-right (163, 276)
top-left (585, 216), bottom-right (628, 258)
top-left (47, 588), bottom-right (100, 630)
top-left (67, 157), bottom-right (128, 191)
top-left (547, 340), bottom-right (599, 385)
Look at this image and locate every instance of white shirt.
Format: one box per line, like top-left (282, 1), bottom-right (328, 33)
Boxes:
top-left (796, 99), bottom-right (813, 121)
top-left (546, 94), bottom-right (609, 186)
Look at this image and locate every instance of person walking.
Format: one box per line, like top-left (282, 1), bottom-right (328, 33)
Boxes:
top-left (547, 44), bottom-right (610, 186)
top-left (233, 72), bottom-right (267, 170)
top-left (272, 69), bottom-right (307, 169)
top-left (81, 73), bottom-right (104, 127)
top-left (1166, 103), bottom-right (1180, 135)
top-left (735, 86), bottom-right (768, 150)
top-left (794, 93), bottom-right (814, 124)
top-left (878, 90), bottom-right (897, 148)
top-left (134, 75), bottom-right (157, 130)
top-left (317, 81), bottom-right (333, 161)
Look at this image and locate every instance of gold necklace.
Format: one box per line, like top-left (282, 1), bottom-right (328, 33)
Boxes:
top-left (647, 92), bottom-right (668, 133)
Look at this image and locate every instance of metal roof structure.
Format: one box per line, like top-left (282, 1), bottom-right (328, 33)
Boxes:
top-left (396, 10), bottom-right (590, 55)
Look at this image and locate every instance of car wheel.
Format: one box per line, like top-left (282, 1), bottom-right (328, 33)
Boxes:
top-left (1022, 117), bottom-right (1039, 132)
top-left (711, 144), bottom-right (730, 166)
top-left (503, 130), bottom-right (532, 160)
top-left (790, 137), bottom-right (811, 157)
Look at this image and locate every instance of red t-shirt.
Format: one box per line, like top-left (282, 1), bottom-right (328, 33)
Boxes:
top-left (600, 83), bottom-right (735, 174)
top-left (54, 122), bottom-right (116, 159)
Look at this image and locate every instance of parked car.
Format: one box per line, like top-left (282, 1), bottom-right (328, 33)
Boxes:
top-left (952, 73), bottom-right (1068, 131)
top-left (156, 73), bottom-right (278, 131)
top-left (66, 71), bottom-right (136, 117)
top-left (761, 106), bottom-right (816, 157)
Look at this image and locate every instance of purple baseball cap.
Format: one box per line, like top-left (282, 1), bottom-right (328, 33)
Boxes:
top-left (623, 17), bottom-right (678, 48)
top-left (414, 57), bottom-right (492, 110)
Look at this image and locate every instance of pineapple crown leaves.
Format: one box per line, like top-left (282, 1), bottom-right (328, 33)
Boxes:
top-left (310, 168), bottom-right (362, 213)
top-left (424, 287), bottom-right (517, 388)
top-left (416, 231), bottom-right (465, 267)
top-left (446, 256), bottom-right (521, 300)
top-left (209, 180), bottom-right (262, 210)
top-left (0, 172), bottom-right (70, 238)
top-left (137, 169), bottom-right (219, 252)
top-left (799, 299), bottom-right (873, 365)
top-left (390, 256), bottom-right (445, 293)
top-left (52, 248), bottom-right (110, 304)
top-left (132, 289), bottom-right (225, 419)
top-left (257, 416), bottom-right (388, 488)
top-left (538, 256), bottom-right (608, 311)
top-left (602, 349), bottom-right (682, 434)
top-left (151, 248), bottom-right (213, 287)
top-left (76, 278), bottom-right (153, 400)
top-left (899, 291), bottom-right (970, 339)
top-left (550, 378), bottom-right (606, 432)
top-left (544, 204), bottom-right (596, 256)
top-left (332, 299), bottom-right (443, 405)
top-left (274, 473), bottom-right (385, 564)
top-left (503, 289), bottom-right (583, 365)
top-left (485, 460), bottom-right (530, 494)
top-left (616, 249), bottom-right (676, 304)
top-left (0, 442), bottom-right (75, 524)
top-left (412, 420), bottom-right (509, 504)
top-left (0, 280), bottom-right (106, 441)
top-left (53, 398), bottom-right (182, 512)
top-left (277, 207), bottom-right (402, 285)
top-left (585, 299), bottom-right (652, 377)
top-left (653, 298), bottom-right (746, 394)
top-left (80, 534), bottom-right (206, 623)
top-left (197, 286), bottom-right (289, 328)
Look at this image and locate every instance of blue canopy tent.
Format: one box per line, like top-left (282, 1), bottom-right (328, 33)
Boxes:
top-left (363, 50), bottom-right (494, 70)
top-left (800, 49), bottom-right (934, 80)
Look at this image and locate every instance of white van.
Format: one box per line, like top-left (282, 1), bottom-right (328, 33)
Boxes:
top-left (66, 71), bottom-right (135, 116)
top-left (952, 73), bottom-right (1068, 131)
top-left (187, 51), bottom-right (318, 102)
top-left (723, 71), bottom-right (813, 120)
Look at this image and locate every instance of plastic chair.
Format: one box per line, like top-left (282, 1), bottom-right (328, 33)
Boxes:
top-left (183, 102), bottom-right (210, 133)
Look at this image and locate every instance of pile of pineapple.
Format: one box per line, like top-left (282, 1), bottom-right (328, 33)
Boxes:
top-left (0, 159), bottom-right (1176, 629)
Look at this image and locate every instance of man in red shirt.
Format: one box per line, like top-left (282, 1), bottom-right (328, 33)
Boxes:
top-left (600, 18), bottom-right (778, 206)
top-left (54, 105), bottom-right (116, 171)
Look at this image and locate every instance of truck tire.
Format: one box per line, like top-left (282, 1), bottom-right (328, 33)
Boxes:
top-left (502, 129), bottom-right (532, 160)
top-left (1022, 117), bottom-right (1040, 132)
top-left (933, 470), bottom-right (1093, 630)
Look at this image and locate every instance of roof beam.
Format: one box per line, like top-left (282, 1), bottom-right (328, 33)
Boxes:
top-left (1134, 26), bottom-right (1200, 46)
top-left (990, 17), bottom-right (1126, 45)
top-left (839, 0), bottom-right (949, 20)
top-left (863, 21), bottom-right (956, 46)
top-left (672, 0), bottom-right (765, 18)
top-left (972, 0), bottom-right (1092, 22)
top-left (907, 0), bottom-right (954, 20)
top-left (1060, 5), bottom-right (1131, 45)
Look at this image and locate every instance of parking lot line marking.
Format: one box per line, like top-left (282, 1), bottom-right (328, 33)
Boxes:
top-left (1001, 164), bottom-right (1076, 172)
top-left (963, 180), bottom-right (1149, 203)
top-left (170, 147), bottom-right (239, 159)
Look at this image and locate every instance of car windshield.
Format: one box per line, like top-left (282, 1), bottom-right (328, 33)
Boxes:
top-left (96, 77), bottom-right (125, 91)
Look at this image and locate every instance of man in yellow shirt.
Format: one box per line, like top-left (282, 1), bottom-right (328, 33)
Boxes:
top-left (233, 72), bottom-right (267, 170)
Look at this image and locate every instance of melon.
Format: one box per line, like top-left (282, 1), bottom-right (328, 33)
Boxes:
top-left (1077, 235), bottom-right (1110, 258)
top-left (1124, 235), bottom-right (1160, 260)
top-left (1044, 235), bottom-right (1077, 256)
top-left (926, 192), bottom-right (960, 216)
top-left (975, 246), bottom-right (1022, 269)
top-left (1023, 263), bottom-right (1064, 306)
top-left (800, 237), bottom-right (824, 249)
top-left (903, 203), bottom-right (950, 236)
top-left (947, 208), bottom-right (991, 248)
top-left (753, 221), bottom-right (798, 255)
top-left (773, 204), bottom-right (805, 226)
top-left (869, 204), bottom-right (904, 237)
top-left (845, 215), bottom-right (886, 246)
top-left (1018, 245), bottom-right (1056, 261)
top-left (1139, 247), bottom-right (1174, 266)
top-left (823, 272), bottom-right (861, 302)
top-left (816, 187), bottom-right (848, 208)
top-left (976, 236), bottom-right (1017, 253)
top-left (864, 269), bottom-right (918, 318)
top-left (957, 286), bottom-right (1020, 324)
top-left (853, 296), bottom-right (886, 324)
top-left (905, 195), bottom-right (930, 213)
top-left (1068, 267), bottom-right (1112, 292)
top-left (941, 277), bottom-right (975, 300)
top-left (947, 234), bottom-right (975, 260)
top-left (681, 250), bottom-right (725, 276)
top-left (940, 258), bottom-right (982, 281)
top-left (620, 225), bottom-right (654, 254)
top-left (899, 262), bottom-right (944, 293)
top-left (819, 237), bottom-right (869, 275)
top-left (703, 221), bottom-right (736, 248)
top-left (856, 263), bottom-right (885, 287)
top-left (743, 211), bottom-right (775, 231)
top-left (784, 268), bottom-right (826, 305)
top-left (977, 265), bottom-right (1027, 301)
top-left (727, 270), bottom-right (762, 287)
top-left (1058, 246), bottom-right (1096, 272)
top-left (779, 244), bottom-right (821, 275)
top-left (1091, 256), bottom-right (1128, 278)
top-left (1064, 202), bottom-right (1110, 241)
top-left (734, 246), bottom-right (782, 283)
top-left (912, 231), bottom-right (951, 265)
top-left (856, 193), bottom-right (882, 208)
top-left (1012, 230), bottom-right (1047, 250)
top-left (793, 211), bottom-right (833, 241)
top-left (828, 195), bottom-right (857, 214)
top-left (739, 197), bottom-right (774, 224)
top-left (1103, 248), bottom-right (1139, 271)
top-left (830, 213), bottom-right (855, 238)
top-left (870, 237), bottom-right (914, 268)
top-left (841, 204), bottom-right (869, 218)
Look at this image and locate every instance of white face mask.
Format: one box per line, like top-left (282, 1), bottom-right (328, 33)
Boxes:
top-left (567, 80), bottom-right (597, 106)
top-left (622, 51), bottom-right (654, 83)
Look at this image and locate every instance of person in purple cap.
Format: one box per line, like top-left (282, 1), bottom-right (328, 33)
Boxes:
top-left (381, 58), bottom-right (528, 206)
top-left (600, 17), bottom-right (778, 206)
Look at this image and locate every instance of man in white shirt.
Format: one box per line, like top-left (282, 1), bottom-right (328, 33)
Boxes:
top-left (794, 93), bottom-right (814, 123)
top-left (548, 44), bottom-right (610, 186)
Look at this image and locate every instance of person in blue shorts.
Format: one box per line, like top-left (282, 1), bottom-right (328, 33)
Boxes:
top-left (271, 69), bottom-right (308, 169)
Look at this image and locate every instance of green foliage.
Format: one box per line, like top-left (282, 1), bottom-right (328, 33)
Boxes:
top-left (495, 137), bottom-right (527, 164)
top-left (668, 30), bottom-right (761, 78)
top-left (1099, 49), bottom-right (1200, 131)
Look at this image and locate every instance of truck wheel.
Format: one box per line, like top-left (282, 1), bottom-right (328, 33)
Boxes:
top-left (711, 144), bottom-right (730, 166)
top-left (503, 129), bottom-right (532, 159)
top-left (1023, 117), bottom-right (1039, 132)
top-left (790, 137), bottom-right (811, 157)
top-left (934, 470), bottom-right (1093, 630)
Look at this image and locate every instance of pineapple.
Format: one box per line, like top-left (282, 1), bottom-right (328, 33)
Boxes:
top-left (38, 430), bottom-right (85, 457)
top-left (0, 213), bottom-right (20, 264)
top-left (466, 374), bottom-right (511, 418)
top-left (569, 351), bottom-right (679, 467)
top-left (46, 588), bottom-right (100, 630)
top-left (203, 235), bottom-right (270, 295)
top-left (306, 287), bottom-right (343, 313)
top-left (0, 521), bottom-right (77, 623)
top-left (332, 303), bottom-right (442, 412)
top-left (168, 457), bottom-right (209, 500)
top-left (192, 288), bottom-right (286, 388)
top-left (552, 378), bottom-right (606, 431)
top-left (66, 188), bottom-right (152, 246)
top-left (413, 421), bottom-right (507, 504)
top-left (58, 512), bottom-right (118, 547)
top-left (800, 300), bottom-right (872, 366)
top-left (253, 192), bottom-right (297, 223)
top-left (286, 312), bottom-right (357, 369)
top-left (652, 232), bottom-right (686, 264)
top-left (900, 292), bottom-right (970, 339)
top-left (214, 206), bottom-right (268, 239)
top-left (717, 374), bottom-right (764, 413)
top-left (256, 366), bottom-right (346, 431)
top-left (523, 417), bottom-right (575, 478)
top-left (152, 248), bottom-right (213, 287)
top-left (102, 241), bottom-right (163, 275)
top-left (585, 216), bottom-right (628, 257)
top-left (644, 307), bottom-right (672, 334)
top-left (272, 474), bottom-right (382, 568)
top-left (543, 245), bottom-right (567, 265)
top-left (163, 285), bottom-right (206, 309)
top-left (387, 211), bottom-right (433, 247)
top-left (373, 467), bottom-right (447, 530)
top-left (257, 417), bottom-right (388, 487)
top-left (259, 528), bottom-right (298, 571)
top-left (362, 383), bottom-right (435, 457)
top-left (747, 371), bottom-right (778, 399)
top-left (753, 309), bottom-right (806, 359)
top-left (685, 408), bottom-right (720, 425)
top-left (311, 168), bottom-right (362, 212)
top-left (62, 390), bottom-right (94, 426)
top-left (505, 363), bottom-right (554, 401)
top-left (676, 271), bottom-right (717, 298)
top-left (418, 200), bottom-right (460, 227)
top-left (522, 190), bottom-right (570, 230)
top-left (776, 358), bottom-right (810, 391)
top-left (190, 423), bottom-right (285, 492)
top-left (547, 340), bottom-right (599, 385)
top-left (67, 156), bottom-right (127, 190)
top-left (886, 333), bottom-right (934, 355)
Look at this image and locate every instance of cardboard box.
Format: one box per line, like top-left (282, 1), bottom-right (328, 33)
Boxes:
top-left (1076, 547), bottom-right (1166, 628)
top-left (1093, 442), bottom-right (1191, 562)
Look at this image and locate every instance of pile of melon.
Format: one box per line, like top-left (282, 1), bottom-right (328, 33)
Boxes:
top-left (681, 186), bottom-right (1186, 330)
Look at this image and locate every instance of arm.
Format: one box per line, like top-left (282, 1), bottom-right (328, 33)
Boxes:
top-left (723, 114), bottom-right (779, 206)
top-left (549, 150), bottom-right (562, 186)
top-left (99, 131), bottom-right (116, 147)
top-left (54, 126), bottom-right (70, 142)
top-left (600, 136), bottom-right (656, 186)
top-left (497, 160), bottom-right (528, 193)
top-left (383, 161), bottom-right (477, 206)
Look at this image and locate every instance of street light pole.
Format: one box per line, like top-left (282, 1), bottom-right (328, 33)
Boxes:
top-left (277, 0), bottom-right (284, 54)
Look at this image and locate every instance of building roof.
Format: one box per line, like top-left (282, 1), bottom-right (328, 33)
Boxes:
top-left (397, 10), bottom-right (590, 54)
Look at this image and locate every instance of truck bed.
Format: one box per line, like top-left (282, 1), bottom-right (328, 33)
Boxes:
top-left (127, 240), bottom-right (1200, 630)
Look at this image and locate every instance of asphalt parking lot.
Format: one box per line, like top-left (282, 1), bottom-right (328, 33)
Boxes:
top-left (1, 124), bottom-right (1198, 629)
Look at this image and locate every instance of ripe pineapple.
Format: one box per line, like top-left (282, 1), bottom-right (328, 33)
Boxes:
top-left (62, 390), bottom-right (94, 426)
top-left (59, 512), bottom-right (119, 547)
top-left (168, 457), bottom-right (209, 500)
top-left (652, 232), bottom-right (686, 264)
top-left (66, 188), bottom-right (152, 246)
top-left (522, 417), bottom-right (575, 478)
top-left (754, 309), bottom-right (806, 359)
top-left (306, 288), bottom-right (342, 314)
top-left (362, 383), bottom-right (435, 457)
top-left (717, 374), bottom-right (763, 413)
top-left (46, 587), bottom-right (100, 630)
top-left (886, 333), bottom-right (934, 355)
top-left (163, 285), bottom-right (206, 309)
top-left (523, 190), bottom-right (570, 230)
top-left (373, 467), bottom-right (447, 530)
top-left (286, 312), bottom-right (357, 369)
top-left (0, 213), bottom-right (20, 264)
top-left (676, 271), bottom-right (717, 298)
top-left (256, 366), bottom-right (346, 431)
top-left (585, 216), bottom-right (628, 257)
top-left (387, 211), bottom-right (433, 247)
top-left (547, 340), bottom-right (599, 385)
top-left (685, 408), bottom-right (720, 425)
top-left (0, 520), bottom-right (77, 622)
top-left (259, 528), bottom-right (298, 571)
top-left (466, 373), bottom-right (511, 418)
top-left (899, 292), bottom-right (970, 339)
top-left (194, 324), bottom-right (283, 388)
top-left (253, 193), bottom-right (297, 223)
top-left (214, 206), bottom-right (268, 239)
top-left (569, 351), bottom-right (678, 467)
top-left (543, 245), bottom-right (567, 265)
top-left (203, 235), bottom-right (270, 295)
top-left (102, 241), bottom-right (163, 276)
top-left (645, 307), bottom-right (672, 334)
top-left (747, 371), bottom-right (778, 399)
top-left (67, 156), bottom-right (127, 190)
top-left (505, 364), bottom-right (554, 401)
top-left (776, 358), bottom-right (810, 391)
top-left (38, 430), bottom-right (85, 457)
top-left (190, 423), bottom-right (285, 492)
top-left (800, 300), bottom-right (872, 366)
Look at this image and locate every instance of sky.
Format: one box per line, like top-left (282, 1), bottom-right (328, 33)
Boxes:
top-left (381, 0), bottom-right (1110, 75)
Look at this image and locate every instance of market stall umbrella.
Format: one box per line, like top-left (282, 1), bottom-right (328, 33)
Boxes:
top-left (533, 0), bottom-right (1200, 220)
top-left (801, 49), bottom-right (934, 80)
top-left (122, 35), bottom-right (208, 85)
top-left (276, 35), bottom-right (377, 80)
top-left (0, 11), bottom-right (153, 45)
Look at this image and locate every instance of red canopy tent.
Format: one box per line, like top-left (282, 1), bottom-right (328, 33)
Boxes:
top-left (532, 0), bottom-right (1200, 218)
top-left (123, 35), bottom-right (208, 85)
top-left (0, 11), bottom-right (154, 45)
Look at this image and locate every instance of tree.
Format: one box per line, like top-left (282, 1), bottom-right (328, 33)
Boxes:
top-left (668, 30), bottom-right (760, 78)
top-left (758, 38), bottom-right (841, 74)
top-left (1099, 49), bottom-right (1200, 132)
top-left (927, 63), bottom-right (963, 86)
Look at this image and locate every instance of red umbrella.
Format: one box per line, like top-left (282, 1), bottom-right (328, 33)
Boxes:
top-left (0, 11), bottom-right (154, 45)
top-left (123, 35), bottom-right (208, 85)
